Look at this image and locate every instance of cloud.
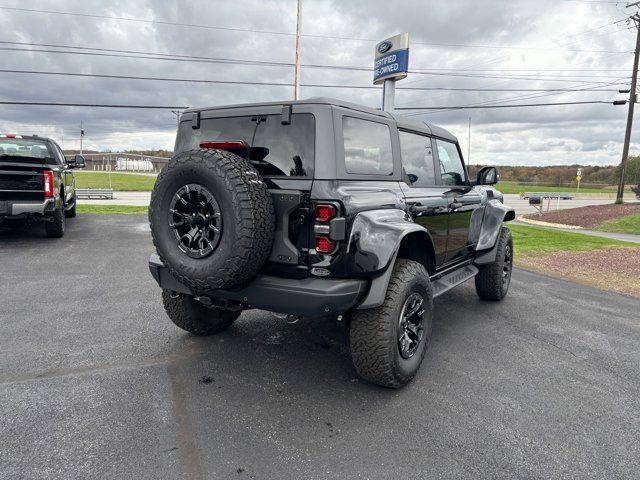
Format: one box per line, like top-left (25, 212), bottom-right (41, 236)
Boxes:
top-left (0, 0), bottom-right (635, 165)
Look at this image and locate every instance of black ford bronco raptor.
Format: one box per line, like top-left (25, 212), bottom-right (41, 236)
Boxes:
top-left (149, 98), bottom-right (515, 388)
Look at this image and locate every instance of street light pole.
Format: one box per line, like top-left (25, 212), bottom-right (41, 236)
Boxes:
top-left (79, 120), bottom-right (84, 156)
top-left (616, 10), bottom-right (640, 203)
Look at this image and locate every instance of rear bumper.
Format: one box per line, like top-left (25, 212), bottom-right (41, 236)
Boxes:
top-left (0, 198), bottom-right (55, 217)
top-left (148, 253), bottom-right (368, 317)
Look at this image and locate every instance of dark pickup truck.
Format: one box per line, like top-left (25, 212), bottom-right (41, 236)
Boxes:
top-left (0, 134), bottom-right (85, 237)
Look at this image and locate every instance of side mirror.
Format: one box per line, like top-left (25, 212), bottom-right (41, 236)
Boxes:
top-left (407, 173), bottom-right (418, 185)
top-left (73, 154), bottom-right (86, 169)
top-left (477, 166), bottom-right (499, 185)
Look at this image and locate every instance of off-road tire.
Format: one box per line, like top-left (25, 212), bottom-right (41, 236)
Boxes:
top-left (65, 193), bottom-right (77, 218)
top-left (350, 259), bottom-right (434, 388)
top-left (475, 226), bottom-right (513, 301)
top-left (162, 289), bottom-right (241, 335)
top-left (149, 149), bottom-right (275, 291)
top-left (45, 204), bottom-right (65, 238)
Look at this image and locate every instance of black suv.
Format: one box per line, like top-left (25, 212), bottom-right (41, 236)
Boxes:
top-left (0, 134), bottom-right (85, 237)
top-left (148, 98), bottom-right (515, 388)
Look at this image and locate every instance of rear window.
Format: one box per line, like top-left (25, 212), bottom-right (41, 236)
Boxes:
top-left (342, 116), bottom-right (393, 175)
top-left (174, 113), bottom-right (315, 177)
top-left (0, 138), bottom-right (56, 165)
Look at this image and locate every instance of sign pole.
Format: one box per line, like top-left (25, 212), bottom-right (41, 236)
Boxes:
top-left (374, 33), bottom-right (409, 112)
top-left (382, 79), bottom-right (396, 111)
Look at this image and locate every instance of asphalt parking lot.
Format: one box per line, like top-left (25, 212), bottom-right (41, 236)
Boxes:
top-left (1, 215), bottom-right (639, 479)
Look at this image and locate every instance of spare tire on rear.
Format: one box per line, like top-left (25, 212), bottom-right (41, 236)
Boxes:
top-left (149, 148), bottom-right (275, 290)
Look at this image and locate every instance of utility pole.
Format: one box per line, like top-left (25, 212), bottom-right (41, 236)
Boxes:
top-left (616, 5), bottom-right (640, 204)
top-left (171, 110), bottom-right (181, 130)
top-left (293, 0), bottom-right (302, 100)
top-left (79, 120), bottom-right (84, 155)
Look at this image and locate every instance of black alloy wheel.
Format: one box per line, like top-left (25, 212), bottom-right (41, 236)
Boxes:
top-left (398, 292), bottom-right (425, 359)
top-left (169, 184), bottom-right (222, 259)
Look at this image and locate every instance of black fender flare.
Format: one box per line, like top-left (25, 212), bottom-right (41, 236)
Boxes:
top-left (348, 209), bottom-right (434, 309)
top-left (474, 199), bottom-right (515, 265)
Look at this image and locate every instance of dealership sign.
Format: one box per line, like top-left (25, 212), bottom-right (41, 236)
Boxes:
top-left (373, 33), bottom-right (409, 85)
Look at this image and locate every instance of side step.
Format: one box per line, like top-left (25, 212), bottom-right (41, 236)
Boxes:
top-left (432, 264), bottom-right (479, 298)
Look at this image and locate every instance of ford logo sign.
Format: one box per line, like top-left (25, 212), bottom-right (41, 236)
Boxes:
top-left (377, 41), bottom-right (392, 54)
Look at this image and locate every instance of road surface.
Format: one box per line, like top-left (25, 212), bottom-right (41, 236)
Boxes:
top-left (1, 216), bottom-right (639, 479)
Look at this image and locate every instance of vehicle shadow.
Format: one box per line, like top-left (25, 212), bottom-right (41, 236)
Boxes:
top-left (0, 219), bottom-right (48, 239)
top-left (160, 282), bottom-right (489, 399)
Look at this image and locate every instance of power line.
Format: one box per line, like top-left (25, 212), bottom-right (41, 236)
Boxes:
top-left (0, 5), bottom-right (296, 37)
top-left (0, 40), bottom-right (293, 67)
top-left (406, 78), bottom-right (627, 115)
top-left (0, 68), bottom-right (628, 92)
top-left (396, 100), bottom-right (613, 111)
top-left (2, 38), bottom-right (633, 72)
top-left (0, 5), bottom-right (632, 54)
top-left (0, 101), bottom-right (187, 109)
top-left (0, 46), bottom-right (629, 84)
top-left (0, 100), bottom-right (613, 111)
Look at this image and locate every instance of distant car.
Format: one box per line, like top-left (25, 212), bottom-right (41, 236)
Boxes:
top-left (0, 134), bottom-right (85, 237)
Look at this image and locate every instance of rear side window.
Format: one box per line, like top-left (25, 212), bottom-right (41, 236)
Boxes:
top-left (399, 131), bottom-right (436, 186)
top-left (174, 114), bottom-right (315, 177)
top-left (342, 116), bottom-right (393, 175)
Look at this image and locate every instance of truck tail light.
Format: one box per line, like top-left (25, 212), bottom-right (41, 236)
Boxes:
top-left (314, 204), bottom-right (337, 223)
top-left (315, 236), bottom-right (336, 254)
top-left (200, 140), bottom-right (248, 151)
top-left (43, 170), bottom-right (54, 197)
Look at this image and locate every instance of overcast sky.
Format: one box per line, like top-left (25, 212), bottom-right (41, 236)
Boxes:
top-left (0, 0), bottom-right (637, 166)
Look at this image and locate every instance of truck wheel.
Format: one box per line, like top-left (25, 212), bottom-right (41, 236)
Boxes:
top-left (162, 290), bottom-right (241, 335)
top-left (65, 193), bottom-right (77, 218)
top-left (149, 149), bottom-right (275, 290)
top-left (45, 205), bottom-right (65, 238)
top-left (350, 259), bottom-right (434, 388)
top-left (475, 226), bottom-right (513, 301)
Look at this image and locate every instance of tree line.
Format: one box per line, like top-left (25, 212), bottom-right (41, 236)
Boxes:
top-left (469, 157), bottom-right (640, 186)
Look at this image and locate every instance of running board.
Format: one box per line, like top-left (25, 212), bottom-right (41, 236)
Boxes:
top-left (432, 264), bottom-right (479, 298)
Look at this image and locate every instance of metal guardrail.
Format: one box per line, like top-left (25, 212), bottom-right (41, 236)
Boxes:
top-left (521, 192), bottom-right (575, 200)
top-left (76, 188), bottom-right (114, 199)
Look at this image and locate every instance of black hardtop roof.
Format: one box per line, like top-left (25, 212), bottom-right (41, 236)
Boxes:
top-left (184, 97), bottom-right (458, 142)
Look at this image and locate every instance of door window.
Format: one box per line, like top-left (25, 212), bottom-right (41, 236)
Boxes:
top-left (342, 116), bottom-right (393, 175)
top-left (436, 140), bottom-right (466, 186)
top-left (399, 131), bottom-right (436, 186)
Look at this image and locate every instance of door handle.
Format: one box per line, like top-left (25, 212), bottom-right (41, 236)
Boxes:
top-left (409, 204), bottom-right (431, 214)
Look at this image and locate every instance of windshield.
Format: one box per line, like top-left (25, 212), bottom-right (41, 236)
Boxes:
top-left (174, 113), bottom-right (315, 178)
top-left (0, 138), bottom-right (56, 164)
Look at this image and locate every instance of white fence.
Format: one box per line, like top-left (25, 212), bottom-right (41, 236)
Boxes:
top-left (68, 153), bottom-right (168, 172)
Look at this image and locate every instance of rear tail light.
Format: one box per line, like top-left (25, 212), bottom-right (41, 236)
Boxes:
top-left (43, 170), bottom-right (54, 197)
top-left (200, 140), bottom-right (248, 151)
top-left (315, 236), bottom-right (336, 254)
top-left (314, 204), bottom-right (337, 223)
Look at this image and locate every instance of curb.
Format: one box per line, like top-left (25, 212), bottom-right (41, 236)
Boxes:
top-left (516, 216), bottom-right (584, 229)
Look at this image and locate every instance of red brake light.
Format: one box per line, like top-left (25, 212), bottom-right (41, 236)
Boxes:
top-left (315, 236), bottom-right (336, 254)
top-left (200, 140), bottom-right (248, 151)
top-left (43, 170), bottom-right (54, 197)
top-left (314, 204), bottom-right (337, 223)
top-left (5, 133), bottom-right (17, 138)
